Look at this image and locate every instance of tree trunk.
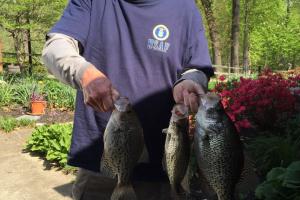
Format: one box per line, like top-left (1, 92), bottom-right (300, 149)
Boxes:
top-left (230, 0), bottom-right (240, 72)
top-left (200, 0), bottom-right (222, 65)
top-left (243, 0), bottom-right (250, 73)
top-left (11, 16), bottom-right (27, 71)
top-left (286, 0), bottom-right (291, 26)
top-left (0, 38), bottom-right (3, 73)
top-left (12, 31), bottom-right (26, 69)
top-left (26, 16), bottom-right (33, 75)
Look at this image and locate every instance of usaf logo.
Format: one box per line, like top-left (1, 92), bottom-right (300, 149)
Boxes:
top-left (148, 24), bottom-right (170, 53)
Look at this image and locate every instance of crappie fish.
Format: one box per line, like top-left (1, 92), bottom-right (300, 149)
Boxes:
top-left (164, 104), bottom-right (190, 198)
top-left (101, 97), bottom-right (144, 200)
top-left (194, 93), bottom-right (244, 200)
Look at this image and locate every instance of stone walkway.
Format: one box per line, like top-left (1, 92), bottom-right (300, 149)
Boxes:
top-left (0, 129), bottom-right (75, 200)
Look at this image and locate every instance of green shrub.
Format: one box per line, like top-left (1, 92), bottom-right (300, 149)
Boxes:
top-left (26, 123), bottom-right (73, 168)
top-left (0, 81), bottom-right (14, 107)
top-left (0, 116), bottom-right (35, 133)
top-left (246, 135), bottom-right (300, 177)
top-left (41, 79), bottom-right (76, 110)
top-left (283, 114), bottom-right (300, 140)
top-left (0, 116), bottom-right (18, 132)
top-left (12, 81), bottom-right (36, 107)
top-left (255, 161), bottom-right (300, 200)
top-left (0, 74), bottom-right (76, 111)
top-left (18, 118), bottom-right (36, 127)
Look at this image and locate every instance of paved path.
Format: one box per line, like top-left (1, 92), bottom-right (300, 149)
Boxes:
top-left (0, 129), bottom-right (75, 200)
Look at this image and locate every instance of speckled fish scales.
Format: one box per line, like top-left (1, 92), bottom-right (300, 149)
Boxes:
top-left (101, 99), bottom-right (144, 200)
top-left (194, 93), bottom-right (244, 200)
top-left (164, 104), bottom-right (190, 197)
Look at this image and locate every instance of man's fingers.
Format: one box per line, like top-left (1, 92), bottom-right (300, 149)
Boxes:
top-left (102, 95), bottom-right (114, 112)
top-left (183, 89), bottom-right (190, 106)
top-left (112, 88), bottom-right (120, 102)
top-left (188, 93), bottom-right (199, 113)
top-left (192, 82), bottom-right (205, 96)
top-left (86, 96), bottom-right (105, 112)
top-left (173, 85), bottom-right (184, 103)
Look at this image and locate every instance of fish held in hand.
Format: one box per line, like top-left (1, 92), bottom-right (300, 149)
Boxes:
top-left (194, 93), bottom-right (244, 200)
top-left (164, 104), bottom-right (190, 198)
top-left (101, 97), bottom-right (144, 200)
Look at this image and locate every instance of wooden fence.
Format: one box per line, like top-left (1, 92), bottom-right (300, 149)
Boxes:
top-left (213, 65), bottom-right (253, 78)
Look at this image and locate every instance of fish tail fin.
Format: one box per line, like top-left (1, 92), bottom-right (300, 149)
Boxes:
top-left (171, 184), bottom-right (186, 200)
top-left (111, 183), bottom-right (137, 200)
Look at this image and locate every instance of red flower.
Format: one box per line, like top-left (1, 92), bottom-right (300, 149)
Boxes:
top-left (212, 69), bottom-right (298, 133)
top-left (219, 75), bottom-right (226, 81)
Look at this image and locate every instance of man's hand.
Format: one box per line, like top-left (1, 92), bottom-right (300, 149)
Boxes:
top-left (81, 66), bottom-right (119, 112)
top-left (173, 80), bottom-right (205, 113)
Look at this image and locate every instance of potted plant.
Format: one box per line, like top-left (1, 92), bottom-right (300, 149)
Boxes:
top-left (29, 86), bottom-right (46, 115)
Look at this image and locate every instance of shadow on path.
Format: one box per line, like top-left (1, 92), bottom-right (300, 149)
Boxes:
top-left (54, 182), bottom-right (73, 198)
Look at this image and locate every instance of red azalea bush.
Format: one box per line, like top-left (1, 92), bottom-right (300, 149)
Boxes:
top-left (213, 70), bottom-right (300, 132)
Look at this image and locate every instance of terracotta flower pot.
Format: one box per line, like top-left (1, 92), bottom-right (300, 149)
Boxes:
top-left (30, 100), bottom-right (46, 115)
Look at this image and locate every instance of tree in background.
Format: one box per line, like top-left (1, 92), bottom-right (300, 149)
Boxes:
top-left (242, 0), bottom-right (250, 71)
top-left (197, 0), bottom-right (300, 70)
top-left (249, 0), bottom-right (300, 69)
top-left (0, 0), bottom-right (66, 73)
top-left (198, 0), bottom-right (222, 65)
top-left (0, 0), bottom-right (299, 73)
top-left (0, 38), bottom-right (2, 72)
top-left (230, 0), bottom-right (240, 71)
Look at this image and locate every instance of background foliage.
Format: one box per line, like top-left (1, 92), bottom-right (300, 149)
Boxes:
top-left (197, 0), bottom-right (300, 69)
top-left (0, 74), bottom-right (76, 110)
top-left (26, 123), bottom-right (73, 168)
top-left (0, 0), bottom-right (67, 71)
top-left (0, 0), bottom-right (299, 72)
top-left (255, 161), bottom-right (300, 200)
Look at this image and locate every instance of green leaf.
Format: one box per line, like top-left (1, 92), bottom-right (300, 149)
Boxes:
top-left (267, 167), bottom-right (286, 181)
top-left (26, 123), bottom-right (72, 168)
top-left (283, 161), bottom-right (300, 188)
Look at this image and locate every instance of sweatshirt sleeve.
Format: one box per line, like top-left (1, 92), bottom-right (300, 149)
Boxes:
top-left (174, 69), bottom-right (209, 92)
top-left (42, 33), bottom-right (93, 89)
top-left (175, 4), bottom-right (214, 92)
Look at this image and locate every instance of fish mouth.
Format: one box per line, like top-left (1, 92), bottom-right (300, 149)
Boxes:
top-left (114, 96), bottom-right (130, 112)
top-left (199, 93), bottom-right (221, 110)
top-left (171, 104), bottom-right (189, 122)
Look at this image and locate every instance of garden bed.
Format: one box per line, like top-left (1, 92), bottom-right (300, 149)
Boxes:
top-left (0, 106), bottom-right (74, 124)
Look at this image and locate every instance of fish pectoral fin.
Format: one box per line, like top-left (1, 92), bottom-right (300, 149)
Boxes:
top-left (162, 128), bottom-right (168, 134)
top-left (138, 145), bottom-right (149, 163)
top-left (100, 153), bottom-right (115, 179)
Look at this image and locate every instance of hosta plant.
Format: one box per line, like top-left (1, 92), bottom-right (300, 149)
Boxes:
top-left (26, 123), bottom-right (72, 168)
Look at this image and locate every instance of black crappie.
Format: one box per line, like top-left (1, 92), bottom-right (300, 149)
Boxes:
top-left (194, 93), bottom-right (244, 200)
top-left (164, 104), bottom-right (190, 198)
top-left (101, 97), bottom-right (144, 200)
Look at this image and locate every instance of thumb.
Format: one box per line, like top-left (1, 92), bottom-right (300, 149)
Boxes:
top-left (112, 87), bottom-right (120, 102)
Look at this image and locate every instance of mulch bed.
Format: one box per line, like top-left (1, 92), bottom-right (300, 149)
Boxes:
top-left (0, 106), bottom-right (74, 124)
